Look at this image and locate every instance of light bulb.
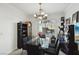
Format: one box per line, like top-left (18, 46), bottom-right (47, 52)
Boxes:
top-left (38, 16), bottom-right (42, 20)
top-left (45, 14), bottom-right (48, 16)
top-left (41, 12), bottom-right (45, 15)
top-left (34, 14), bottom-right (37, 17)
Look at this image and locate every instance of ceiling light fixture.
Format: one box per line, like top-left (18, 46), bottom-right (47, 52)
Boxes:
top-left (34, 3), bottom-right (48, 20)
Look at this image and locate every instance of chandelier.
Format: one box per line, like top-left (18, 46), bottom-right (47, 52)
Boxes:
top-left (34, 3), bottom-right (48, 20)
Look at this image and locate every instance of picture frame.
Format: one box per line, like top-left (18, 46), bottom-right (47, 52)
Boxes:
top-left (66, 17), bottom-right (70, 25)
top-left (64, 17), bottom-right (71, 32)
top-left (72, 11), bottom-right (79, 24)
top-left (72, 12), bottom-right (77, 24)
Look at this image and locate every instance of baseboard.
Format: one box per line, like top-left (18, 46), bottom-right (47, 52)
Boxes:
top-left (8, 48), bottom-right (20, 55)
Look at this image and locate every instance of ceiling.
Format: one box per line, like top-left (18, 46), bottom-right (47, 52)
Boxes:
top-left (10, 3), bottom-right (70, 16)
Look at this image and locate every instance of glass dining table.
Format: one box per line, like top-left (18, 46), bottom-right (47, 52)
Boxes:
top-left (24, 36), bottom-right (53, 55)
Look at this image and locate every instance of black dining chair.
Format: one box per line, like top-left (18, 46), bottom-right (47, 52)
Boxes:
top-left (44, 39), bottom-right (60, 55)
top-left (26, 44), bottom-right (44, 55)
top-left (49, 38), bottom-right (59, 48)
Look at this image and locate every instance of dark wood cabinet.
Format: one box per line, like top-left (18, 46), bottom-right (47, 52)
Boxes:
top-left (17, 21), bottom-right (32, 49)
top-left (61, 25), bottom-right (78, 54)
top-left (68, 25), bottom-right (78, 54)
top-left (17, 22), bottom-right (28, 49)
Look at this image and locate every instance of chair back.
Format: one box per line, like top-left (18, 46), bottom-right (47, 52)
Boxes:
top-left (55, 40), bottom-right (60, 54)
top-left (26, 44), bottom-right (42, 55)
top-left (54, 38), bottom-right (59, 48)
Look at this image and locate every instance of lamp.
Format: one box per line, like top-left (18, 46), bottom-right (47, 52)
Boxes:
top-left (34, 3), bottom-right (48, 20)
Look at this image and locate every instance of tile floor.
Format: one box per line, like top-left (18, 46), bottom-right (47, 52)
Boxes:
top-left (9, 49), bottom-right (66, 55)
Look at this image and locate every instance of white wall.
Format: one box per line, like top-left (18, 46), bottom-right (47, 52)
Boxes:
top-left (0, 4), bottom-right (27, 54)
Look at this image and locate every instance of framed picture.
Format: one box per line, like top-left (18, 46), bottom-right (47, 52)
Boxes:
top-left (72, 11), bottom-right (79, 24)
top-left (64, 17), bottom-right (70, 32)
top-left (74, 23), bottom-right (79, 43)
top-left (72, 12), bottom-right (77, 24)
top-left (66, 17), bottom-right (70, 25)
